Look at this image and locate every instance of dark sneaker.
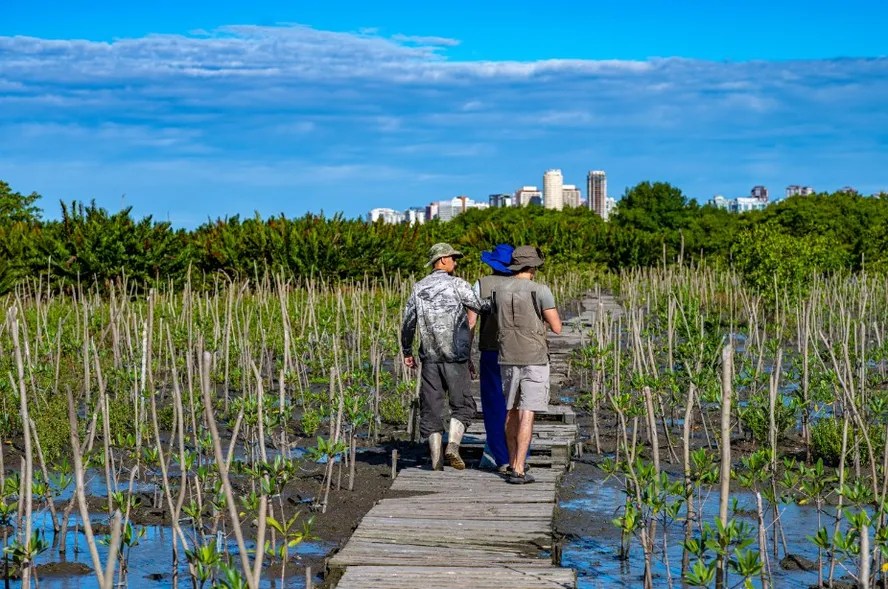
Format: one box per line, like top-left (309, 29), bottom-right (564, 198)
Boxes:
top-left (506, 472), bottom-right (535, 485)
top-left (498, 464), bottom-right (531, 478)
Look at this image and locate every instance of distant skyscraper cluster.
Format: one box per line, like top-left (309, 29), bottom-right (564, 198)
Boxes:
top-left (366, 168), bottom-right (614, 224)
top-left (710, 184), bottom-right (816, 213)
top-left (369, 176), bottom-right (871, 224)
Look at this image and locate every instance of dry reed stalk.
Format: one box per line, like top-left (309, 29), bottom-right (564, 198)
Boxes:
top-left (65, 385), bottom-right (122, 589)
top-left (8, 308), bottom-right (34, 589)
top-left (716, 342), bottom-right (732, 589)
top-left (148, 336), bottom-right (191, 579)
top-left (199, 351), bottom-right (259, 589)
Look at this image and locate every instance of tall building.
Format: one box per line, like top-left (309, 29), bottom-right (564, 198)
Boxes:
top-left (368, 208), bottom-right (405, 224)
top-left (708, 194), bottom-right (767, 213)
top-left (425, 201), bottom-right (439, 221)
top-left (436, 196), bottom-right (489, 221)
top-left (405, 207), bottom-right (426, 224)
top-left (514, 186), bottom-right (542, 207)
top-left (489, 193), bottom-right (514, 208)
top-left (587, 170), bottom-right (607, 219)
top-left (750, 185), bottom-right (769, 201)
top-left (786, 185), bottom-right (814, 198)
top-left (543, 169), bottom-right (564, 210)
top-left (562, 184), bottom-right (582, 208)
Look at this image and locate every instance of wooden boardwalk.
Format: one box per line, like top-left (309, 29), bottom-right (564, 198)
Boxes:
top-left (327, 294), bottom-right (619, 588)
top-left (329, 467), bottom-right (575, 589)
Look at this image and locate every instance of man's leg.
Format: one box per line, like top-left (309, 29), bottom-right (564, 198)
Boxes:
top-left (513, 410), bottom-right (535, 476)
top-left (506, 408), bottom-right (519, 470)
top-left (419, 362), bottom-right (446, 470)
top-left (508, 365), bottom-right (549, 482)
top-left (480, 350), bottom-right (509, 467)
top-left (442, 361), bottom-right (474, 469)
top-left (501, 365), bottom-right (520, 471)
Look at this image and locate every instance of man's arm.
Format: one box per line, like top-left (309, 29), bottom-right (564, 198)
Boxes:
top-left (542, 308), bottom-right (562, 335)
top-left (456, 277), bottom-right (487, 313)
top-left (467, 280), bottom-right (481, 331)
top-left (401, 293), bottom-right (418, 367)
top-left (467, 309), bottom-right (478, 330)
top-left (539, 285), bottom-right (561, 335)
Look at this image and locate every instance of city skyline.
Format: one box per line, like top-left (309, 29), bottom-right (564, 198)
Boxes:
top-left (1, 2), bottom-right (886, 228)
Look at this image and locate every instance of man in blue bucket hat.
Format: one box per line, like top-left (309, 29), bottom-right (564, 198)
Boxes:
top-left (467, 244), bottom-right (514, 472)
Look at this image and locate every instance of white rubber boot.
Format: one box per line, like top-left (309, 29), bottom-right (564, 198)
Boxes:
top-left (445, 418), bottom-right (466, 470)
top-left (428, 433), bottom-right (443, 471)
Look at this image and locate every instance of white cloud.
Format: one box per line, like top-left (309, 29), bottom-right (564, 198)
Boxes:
top-left (0, 24), bottom-right (885, 222)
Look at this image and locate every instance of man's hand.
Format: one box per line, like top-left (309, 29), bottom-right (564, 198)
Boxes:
top-left (404, 355), bottom-right (417, 369)
top-left (468, 358), bottom-right (477, 380)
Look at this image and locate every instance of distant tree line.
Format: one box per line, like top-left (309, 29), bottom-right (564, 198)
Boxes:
top-left (2, 179), bottom-right (887, 294)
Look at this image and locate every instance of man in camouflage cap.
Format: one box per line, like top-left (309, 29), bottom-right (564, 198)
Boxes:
top-left (402, 242), bottom-right (484, 470)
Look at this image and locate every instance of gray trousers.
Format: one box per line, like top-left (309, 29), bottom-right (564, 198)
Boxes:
top-left (419, 360), bottom-right (476, 438)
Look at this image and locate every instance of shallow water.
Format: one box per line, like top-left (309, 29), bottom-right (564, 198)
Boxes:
top-left (560, 475), bottom-right (841, 588)
top-left (23, 510), bottom-right (330, 588)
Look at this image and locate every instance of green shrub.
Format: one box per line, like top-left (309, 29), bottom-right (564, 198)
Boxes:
top-left (32, 393), bottom-right (72, 462)
top-left (739, 392), bottom-right (795, 446)
top-left (378, 381), bottom-right (413, 426)
top-left (810, 417), bottom-right (842, 466)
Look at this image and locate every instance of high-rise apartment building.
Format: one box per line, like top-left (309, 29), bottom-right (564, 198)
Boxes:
top-left (489, 193), bottom-right (514, 208)
top-left (786, 185), bottom-right (814, 197)
top-left (562, 185), bottom-right (582, 208)
top-left (436, 196), bottom-right (489, 221)
top-left (543, 169), bottom-right (564, 210)
top-left (708, 194), bottom-right (767, 213)
top-left (750, 185), bottom-right (769, 201)
top-left (368, 208), bottom-right (405, 224)
top-left (405, 207), bottom-right (426, 224)
top-left (514, 186), bottom-right (542, 207)
top-left (587, 170), bottom-right (607, 219)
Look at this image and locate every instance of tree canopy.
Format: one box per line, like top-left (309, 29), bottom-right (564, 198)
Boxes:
top-left (0, 178), bottom-right (885, 294)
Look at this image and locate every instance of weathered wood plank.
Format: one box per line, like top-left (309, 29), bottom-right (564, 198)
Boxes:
top-left (336, 566), bottom-right (576, 589)
top-left (392, 466), bottom-right (561, 483)
top-left (368, 500), bottom-right (553, 520)
top-left (328, 540), bottom-right (543, 569)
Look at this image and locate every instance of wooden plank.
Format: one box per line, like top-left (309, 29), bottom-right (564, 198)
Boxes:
top-left (392, 466), bottom-right (561, 483)
top-left (351, 518), bottom-right (551, 549)
top-left (336, 566), bottom-right (576, 589)
top-left (368, 499), bottom-right (554, 521)
top-left (328, 540), bottom-right (544, 569)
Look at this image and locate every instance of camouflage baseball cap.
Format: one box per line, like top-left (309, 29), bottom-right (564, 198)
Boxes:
top-left (426, 242), bottom-right (463, 267)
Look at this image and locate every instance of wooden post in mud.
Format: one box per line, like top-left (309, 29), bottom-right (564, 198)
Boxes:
top-left (305, 566), bottom-right (313, 589)
top-left (716, 343), bottom-right (733, 589)
top-left (391, 450), bottom-right (399, 479)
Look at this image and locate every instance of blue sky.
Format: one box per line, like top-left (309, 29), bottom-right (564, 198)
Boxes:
top-left (1, 1), bottom-right (887, 226)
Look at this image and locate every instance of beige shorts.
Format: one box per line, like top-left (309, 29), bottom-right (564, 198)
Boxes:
top-left (501, 364), bottom-right (550, 412)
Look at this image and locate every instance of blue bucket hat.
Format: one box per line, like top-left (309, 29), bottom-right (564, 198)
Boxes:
top-left (480, 244), bottom-right (515, 275)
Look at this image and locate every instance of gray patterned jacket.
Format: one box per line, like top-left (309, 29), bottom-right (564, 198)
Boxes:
top-left (401, 270), bottom-right (485, 363)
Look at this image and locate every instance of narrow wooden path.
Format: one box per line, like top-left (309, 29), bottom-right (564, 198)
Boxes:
top-left (328, 293), bottom-right (618, 589)
top-left (329, 460), bottom-right (575, 589)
